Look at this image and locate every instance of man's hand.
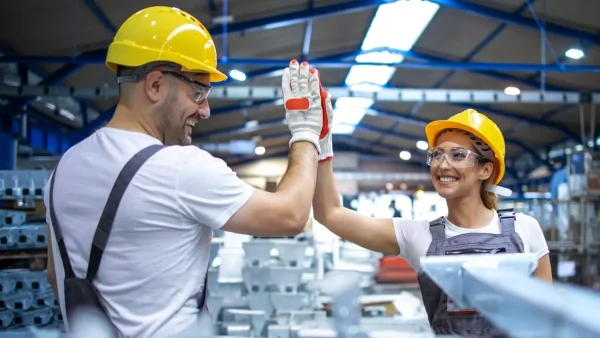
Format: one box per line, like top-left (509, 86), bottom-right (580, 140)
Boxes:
top-left (318, 91), bottom-right (334, 162)
top-left (282, 60), bottom-right (327, 154)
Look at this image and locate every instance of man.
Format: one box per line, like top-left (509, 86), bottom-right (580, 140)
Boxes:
top-left (45, 6), bottom-right (329, 337)
top-left (389, 200), bottom-right (402, 218)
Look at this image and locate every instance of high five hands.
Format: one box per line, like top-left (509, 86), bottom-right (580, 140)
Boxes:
top-left (282, 60), bottom-right (334, 162)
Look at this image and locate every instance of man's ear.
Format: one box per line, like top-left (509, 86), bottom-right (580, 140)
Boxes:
top-left (479, 162), bottom-right (494, 181)
top-left (144, 70), bottom-right (168, 103)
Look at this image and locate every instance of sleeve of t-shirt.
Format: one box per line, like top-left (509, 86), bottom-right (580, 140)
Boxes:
top-left (392, 218), bottom-right (430, 262)
top-left (519, 214), bottom-right (550, 260)
top-left (175, 148), bottom-right (253, 230)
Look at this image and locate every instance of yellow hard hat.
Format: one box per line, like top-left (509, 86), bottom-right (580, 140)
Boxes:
top-left (106, 6), bottom-right (227, 82)
top-left (425, 109), bottom-right (506, 184)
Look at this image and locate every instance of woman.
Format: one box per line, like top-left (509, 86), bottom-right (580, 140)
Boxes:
top-left (313, 108), bottom-right (552, 336)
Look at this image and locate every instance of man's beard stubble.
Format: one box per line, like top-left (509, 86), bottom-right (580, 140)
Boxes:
top-left (155, 89), bottom-right (187, 146)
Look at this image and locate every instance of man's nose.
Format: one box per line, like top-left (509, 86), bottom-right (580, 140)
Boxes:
top-left (198, 99), bottom-right (210, 119)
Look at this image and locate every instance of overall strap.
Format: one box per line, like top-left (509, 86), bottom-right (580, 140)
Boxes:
top-left (86, 144), bottom-right (164, 281)
top-left (497, 208), bottom-right (516, 235)
top-left (48, 166), bottom-right (76, 278)
top-left (428, 217), bottom-right (446, 242)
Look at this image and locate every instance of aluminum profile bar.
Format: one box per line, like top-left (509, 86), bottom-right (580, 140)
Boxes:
top-left (0, 85), bottom-right (589, 104)
top-left (421, 253), bottom-right (600, 338)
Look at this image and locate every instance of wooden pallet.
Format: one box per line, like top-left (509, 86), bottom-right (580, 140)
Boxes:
top-left (0, 198), bottom-right (45, 215)
top-left (0, 249), bottom-right (47, 271)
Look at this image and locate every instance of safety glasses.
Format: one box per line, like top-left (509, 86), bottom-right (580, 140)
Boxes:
top-left (426, 147), bottom-right (488, 168)
top-left (161, 71), bottom-right (212, 103)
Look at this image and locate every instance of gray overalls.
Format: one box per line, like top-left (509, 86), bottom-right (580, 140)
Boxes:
top-left (417, 208), bottom-right (524, 337)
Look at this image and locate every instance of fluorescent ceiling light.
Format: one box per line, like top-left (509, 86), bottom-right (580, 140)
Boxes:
top-left (335, 97), bottom-right (374, 110)
top-left (229, 69), bottom-right (247, 81)
top-left (331, 124), bottom-right (358, 135)
top-left (399, 151), bottom-right (412, 160)
top-left (331, 97), bottom-right (374, 135)
top-left (565, 48), bottom-right (584, 60)
top-left (349, 83), bottom-right (386, 92)
top-left (416, 140), bottom-right (429, 150)
top-left (254, 146), bottom-right (266, 155)
top-left (504, 86), bottom-right (520, 96)
top-left (336, 0), bottom-right (439, 135)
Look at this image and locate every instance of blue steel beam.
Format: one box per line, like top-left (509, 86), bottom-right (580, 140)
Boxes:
top-left (83, 0), bottom-right (117, 34)
top-left (407, 1), bottom-right (532, 116)
top-left (7, 55), bottom-right (600, 74)
top-left (503, 104), bottom-right (573, 136)
top-left (430, 1), bottom-right (533, 92)
top-left (6, 55), bottom-right (600, 73)
top-left (429, 0), bottom-right (600, 47)
top-left (208, 0), bottom-right (392, 35)
top-left (364, 108), bottom-right (554, 170)
top-left (455, 103), bottom-right (580, 142)
top-left (0, 45), bottom-right (46, 79)
top-left (216, 49), bottom-right (361, 86)
top-left (302, 0), bottom-right (315, 59)
top-left (2, 0), bottom-right (390, 69)
top-left (6, 0), bottom-right (384, 107)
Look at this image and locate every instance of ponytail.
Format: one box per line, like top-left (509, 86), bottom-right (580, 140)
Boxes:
top-left (480, 176), bottom-right (498, 210)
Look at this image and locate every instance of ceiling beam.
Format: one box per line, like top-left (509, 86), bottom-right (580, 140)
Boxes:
top-left (429, 0), bottom-right (600, 47)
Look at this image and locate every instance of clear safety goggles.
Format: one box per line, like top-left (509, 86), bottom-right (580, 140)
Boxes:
top-left (426, 147), bottom-right (489, 168)
top-left (161, 71), bottom-right (212, 103)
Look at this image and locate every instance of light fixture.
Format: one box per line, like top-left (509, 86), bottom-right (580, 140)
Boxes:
top-left (254, 146), bottom-right (266, 155)
top-left (229, 69), bottom-right (247, 81)
top-left (565, 48), bottom-right (584, 60)
top-left (416, 140), bottom-right (429, 150)
top-left (504, 86), bottom-right (520, 96)
top-left (399, 151), bottom-right (411, 160)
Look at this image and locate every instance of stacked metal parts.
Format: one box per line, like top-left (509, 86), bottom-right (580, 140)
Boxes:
top-left (203, 235), bottom-right (436, 338)
top-left (0, 171), bottom-right (50, 202)
top-left (0, 211), bottom-right (46, 253)
top-left (0, 270), bottom-right (62, 331)
top-left (208, 237), bottom-right (329, 337)
top-left (0, 170), bottom-right (64, 333)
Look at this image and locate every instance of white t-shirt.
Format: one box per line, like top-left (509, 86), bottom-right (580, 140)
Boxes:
top-left (44, 127), bottom-right (253, 337)
top-left (392, 212), bottom-right (549, 272)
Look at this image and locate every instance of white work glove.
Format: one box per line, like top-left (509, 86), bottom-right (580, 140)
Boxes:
top-left (318, 91), bottom-right (334, 162)
top-left (282, 60), bottom-right (328, 154)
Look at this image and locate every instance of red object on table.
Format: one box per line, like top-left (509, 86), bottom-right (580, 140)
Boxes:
top-left (376, 256), bottom-right (418, 283)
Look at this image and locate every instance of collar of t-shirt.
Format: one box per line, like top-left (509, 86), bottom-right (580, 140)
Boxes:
top-left (443, 211), bottom-right (501, 235)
